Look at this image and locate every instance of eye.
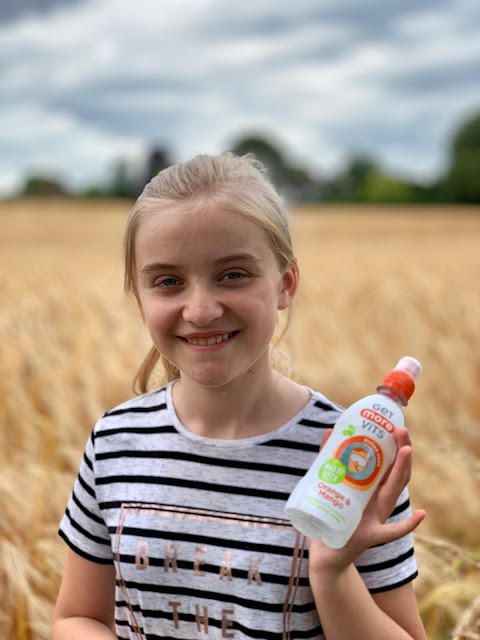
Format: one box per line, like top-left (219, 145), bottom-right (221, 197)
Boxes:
top-left (154, 277), bottom-right (182, 288)
top-left (221, 271), bottom-right (247, 281)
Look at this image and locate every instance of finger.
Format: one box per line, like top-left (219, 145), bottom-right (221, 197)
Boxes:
top-left (391, 444), bottom-right (413, 486)
top-left (376, 446), bottom-right (413, 521)
top-left (396, 443), bottom-right (412, 476)
top-left (378, 436), bottom-right (412, 489)
top-left (371, 509), bottom-right (426, 547)
top-left (320, 429), bottom-right (332, 449)
top-left (393, 427), bottom-right (411, 449)
top-left (380, 427), bottom-right (413, 487)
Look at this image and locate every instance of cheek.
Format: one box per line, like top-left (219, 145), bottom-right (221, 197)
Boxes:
top-left (140, 298), bottom-right (175, 332)
top-left (255, 283), bottom-right (281, 311)
top-left (231, 287), bottom-right (276, 317)
top-left (242, 288), bottom-right (279, 330)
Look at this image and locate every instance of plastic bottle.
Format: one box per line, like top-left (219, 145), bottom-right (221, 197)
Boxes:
top-left (285, 356), bottom-right (422, 548)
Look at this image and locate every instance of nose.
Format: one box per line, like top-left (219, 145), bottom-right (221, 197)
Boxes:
top-left (181, 282), bottom-right (224, 327)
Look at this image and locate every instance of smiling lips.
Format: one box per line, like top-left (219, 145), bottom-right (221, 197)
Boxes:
top-left (182, 331), bottom-right (236, 346)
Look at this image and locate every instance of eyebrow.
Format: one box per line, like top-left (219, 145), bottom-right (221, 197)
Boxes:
top-left (215, 252), bottom-right (263, 267)
top-left (140, 262), bottom-right (178, 277)
top-left (140, 253), bottom-right (263, 277)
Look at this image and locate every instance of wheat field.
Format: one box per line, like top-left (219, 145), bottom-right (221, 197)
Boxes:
top-left (0, 198), bottom-right (479, 639)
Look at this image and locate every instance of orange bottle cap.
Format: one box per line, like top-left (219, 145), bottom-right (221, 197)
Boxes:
top-left (379, 370), bottom-right (415, 400)
top-left (378, 356), bottom-right (422, 402)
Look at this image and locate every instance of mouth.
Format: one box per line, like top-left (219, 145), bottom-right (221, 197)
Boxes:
top-left (181, 331), bottom-right (238, 346)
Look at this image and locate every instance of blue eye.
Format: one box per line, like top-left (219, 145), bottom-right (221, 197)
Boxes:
top-left (223, 272), bottom-right (245, 281)
top-left (156, 277), bottom-right (180, 287)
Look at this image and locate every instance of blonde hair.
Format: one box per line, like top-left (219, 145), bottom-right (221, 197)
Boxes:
top-left (124, 152), bottom-right (297, 394)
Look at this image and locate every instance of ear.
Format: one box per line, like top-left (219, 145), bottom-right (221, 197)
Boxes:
top-left (278, 263), bottom-right (298, 311)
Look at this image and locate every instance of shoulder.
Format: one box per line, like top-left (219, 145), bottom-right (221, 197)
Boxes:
top-left (304, 387), bottom-right (344, 424)
top-left (92, 385), bottom-right (170, 436)
top-left (102, 385), bottom-right (169, 416)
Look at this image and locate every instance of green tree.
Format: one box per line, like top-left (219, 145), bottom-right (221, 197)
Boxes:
top-left (327, 154), bottom-right (377, 200)
top-left (229, 133), bottom-right (317, 201)
top-left (107, 159), bottom-right (133, 198)
top-left (445, 112), bottom-right (480, 203)
top-left (360, 171), bottom-right (413, 203)
top-left (229, 134), bottom-right (288, 189)
top-left (145, 147), bottom-right (171, 183)
top-left (21, 175), bottom-right (68, 197)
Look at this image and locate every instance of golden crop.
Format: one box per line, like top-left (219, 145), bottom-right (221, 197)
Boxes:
top-left (1, 198), bottom-right (479, 639)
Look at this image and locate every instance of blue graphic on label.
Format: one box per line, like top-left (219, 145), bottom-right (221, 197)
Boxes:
top-left (339, 441), bottom-right (377, 482)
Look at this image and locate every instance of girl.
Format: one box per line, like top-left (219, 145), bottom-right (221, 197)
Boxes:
top-left (52, 153), bottom-right (426, 639)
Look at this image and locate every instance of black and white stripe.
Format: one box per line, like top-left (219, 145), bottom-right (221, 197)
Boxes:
top-left (59, 383), bottom-right (418, 639)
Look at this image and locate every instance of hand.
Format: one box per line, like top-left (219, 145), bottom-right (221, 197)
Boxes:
top-left (308, 427), bottom-right (426, 575)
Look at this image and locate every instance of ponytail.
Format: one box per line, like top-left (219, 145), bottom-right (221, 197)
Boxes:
top-left (133, 346), bottom-right (180, 395)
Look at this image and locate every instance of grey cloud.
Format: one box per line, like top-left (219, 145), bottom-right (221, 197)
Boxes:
top-left (320, 113), bottom-right (450, 172)
top-left (315, 0), bottom-right (454, 36)
top-left (198, 0), bottom-right (454, 43)
top-left (0, 0), bottom-right (478, 195)
top-left (82, 76), bottom-right (204, 98)
top-left (381, 58), bottom-right (480, 94)
top-left (0, 0), bottom-right (86, 24)
top-left (39, 71), bottom-right (207, 138)
top-left (49, 93), bottom-right (188, 138)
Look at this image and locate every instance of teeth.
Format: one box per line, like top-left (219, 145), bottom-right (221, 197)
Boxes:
top-left (185, 332), bottom-right (232, 345)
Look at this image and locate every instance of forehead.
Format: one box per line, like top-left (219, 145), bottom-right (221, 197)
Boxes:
top-left (134, 205), bottom-right (274, 262)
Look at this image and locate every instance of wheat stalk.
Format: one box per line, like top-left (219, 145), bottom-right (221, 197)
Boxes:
top-left (1, 200), bottom-right (479, 639)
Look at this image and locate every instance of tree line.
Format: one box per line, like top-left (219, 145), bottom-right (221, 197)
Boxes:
top-left (19, 111), bottom-right (480, 204)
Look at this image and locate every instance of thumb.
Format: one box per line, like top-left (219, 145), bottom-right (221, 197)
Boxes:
top-left (320, 429), bottom-right (333, 449)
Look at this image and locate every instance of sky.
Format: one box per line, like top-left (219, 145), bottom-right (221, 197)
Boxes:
top-left (1, 0), bottom-right (480, 196)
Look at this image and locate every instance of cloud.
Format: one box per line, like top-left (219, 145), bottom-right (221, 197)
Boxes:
top-left (1, 0), bottom-right (479, 195)
top-left (0, 0), bottom-right (86, 24)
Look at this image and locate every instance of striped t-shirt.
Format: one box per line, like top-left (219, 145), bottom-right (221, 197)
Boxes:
top-left (59, 382), bottom-right (418, 639)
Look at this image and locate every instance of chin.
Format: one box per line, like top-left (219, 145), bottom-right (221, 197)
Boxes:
top-left (182, 363), bottom-right (245, 389)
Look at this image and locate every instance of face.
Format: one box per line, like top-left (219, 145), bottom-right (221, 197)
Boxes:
top-left (133, 204), bottom-right (297, 389)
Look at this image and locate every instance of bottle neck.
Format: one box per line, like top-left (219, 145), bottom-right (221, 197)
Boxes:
top-left (376, 385), bottom-right (408, 407)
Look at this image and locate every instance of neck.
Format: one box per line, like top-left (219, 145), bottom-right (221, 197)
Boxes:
top-left (172, 363), bottom-right (309, 440)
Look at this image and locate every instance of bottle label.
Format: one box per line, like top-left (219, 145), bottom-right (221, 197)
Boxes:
top-left (319, 435), bottom-right (384, 492)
